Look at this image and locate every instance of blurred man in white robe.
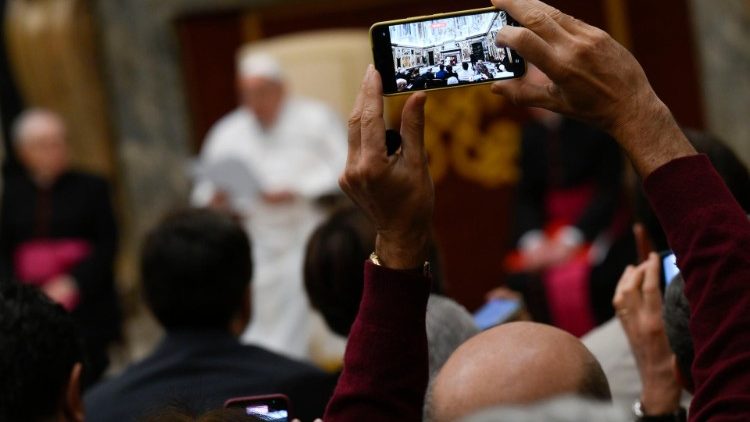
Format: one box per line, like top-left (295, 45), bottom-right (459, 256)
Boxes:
top-left (192, 53), bottom-right (347, 360)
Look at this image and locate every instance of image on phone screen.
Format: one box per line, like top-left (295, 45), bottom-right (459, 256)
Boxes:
top-left (225, 395), bottom-right (290, 422)
top-left (661, 251), bottom-right (680, 288)
top-left (474, 298), bottom-right (521, 330)
top-left (245, 405), bottom-right (288, 422)
top-left (371, 8), bottom-right (525, 95)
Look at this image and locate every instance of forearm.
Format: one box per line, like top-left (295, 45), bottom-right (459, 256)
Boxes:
top-left (610, 94), bottom-right (696, 179)
top-left (324, 262), bottom-right (431, 421)
top-left (644, 156), bottom-right (750, 420)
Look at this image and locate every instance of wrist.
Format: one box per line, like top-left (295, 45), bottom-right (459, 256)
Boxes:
top-left (375, 230), bottom-right (430, 270)
top-left (609, 93), bottom-right (696, 178)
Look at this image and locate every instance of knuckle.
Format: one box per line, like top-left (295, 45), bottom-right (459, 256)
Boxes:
top-left (347, 113), bottom-right (362, 129)
top-left (523, 8), bottom-right (549, 29)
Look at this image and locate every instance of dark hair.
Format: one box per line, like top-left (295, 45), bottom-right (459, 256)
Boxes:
top-left (439, 64), bottom-right (445, 70)
top-left (635, 129), bottom-right (750, 250)
top-left (142, 406), bottom-right (262, 422)
top-left (0, 283), bottom-right (85, 421)
top-left (577, 357), bottom-right (613, 402)
top-left (462, 62), bottom-right (469, 70)
top-left (141, 208), bottom-right (252, 330)
top-left (446, 65), bottom-right (453, 73)
top-left (303, 207), bottom-right (375, 336)
top-left (663, 274), bottom-right (695, 391)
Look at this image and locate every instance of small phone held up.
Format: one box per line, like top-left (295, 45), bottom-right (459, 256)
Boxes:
top-left (225, 394), bottom-right (292, 421)
top-left (370, 7), bottom-right (526, 95)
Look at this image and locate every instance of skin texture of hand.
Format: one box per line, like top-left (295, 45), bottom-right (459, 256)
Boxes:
top-left (490, 0), bottom-right (697, 178)
top-left (262, 190), bottom-right (296, 204)
top-left (613, 253), bottom-right (682, 415)
top-left (339, 65), bottom-right (433, 270)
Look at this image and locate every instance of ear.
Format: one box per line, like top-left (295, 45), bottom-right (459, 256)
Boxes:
top-left (229, 285), bottom-right (252, 337)
top-left (633, 223), bottom-right (656, 263)
top-left (63, 362), bottom-right (84, 422)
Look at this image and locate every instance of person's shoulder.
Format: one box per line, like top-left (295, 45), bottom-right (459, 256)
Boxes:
top-left (238, 344), bottom-right (327, 377)
top-left (205, 109), bottom-right (252, 139)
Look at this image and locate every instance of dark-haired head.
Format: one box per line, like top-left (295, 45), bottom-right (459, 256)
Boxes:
top-left (0, 283), bottom-right (85, 422)
top-left (141, 208), bottom-right (252, 333)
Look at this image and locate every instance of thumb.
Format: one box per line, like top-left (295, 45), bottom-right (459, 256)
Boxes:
top-left (400, 92), bottom-right (427, 163)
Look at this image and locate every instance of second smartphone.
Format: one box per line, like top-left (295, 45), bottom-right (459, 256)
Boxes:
top-left (371, 7), bottom-right (526, 95)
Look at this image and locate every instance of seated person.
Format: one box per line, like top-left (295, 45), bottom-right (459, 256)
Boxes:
top-left (435, 64), bottom-right (448, 80)
top-left (84, 209), bottom-right (336, 421)
top-left (304, 207), bottom-right (478, 379)
top-left (0, 282), bottom-right (85, 422)
top-left (457, 62), bottom-right (473, 82)
top-left (0, 109), bottom-right (121, 385)
top-left (425, 321), bottom-right (611, 422)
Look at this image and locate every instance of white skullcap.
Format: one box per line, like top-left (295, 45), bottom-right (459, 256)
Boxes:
top-left (238, 52), bottom-right (284, 81)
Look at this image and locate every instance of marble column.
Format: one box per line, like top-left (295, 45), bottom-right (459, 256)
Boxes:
top-left (689, 0), bottom-right (750, 166)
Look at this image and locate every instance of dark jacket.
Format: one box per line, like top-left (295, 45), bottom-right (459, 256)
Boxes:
top-left (0, 170), bottom-right (121, 342)
top-left (84, 330), bottom-right (338, 421)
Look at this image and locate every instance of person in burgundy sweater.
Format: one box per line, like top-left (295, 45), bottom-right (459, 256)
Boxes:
top-left (323, 0), bottom-right (750, 421)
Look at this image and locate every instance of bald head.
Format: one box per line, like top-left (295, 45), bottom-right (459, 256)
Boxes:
top-left (12, 109), bottom-right (70, 186)
top-left (428, 322), bottom-right (610, 422)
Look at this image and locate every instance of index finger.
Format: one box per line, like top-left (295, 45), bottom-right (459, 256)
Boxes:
top-left (359, 66), bottom-right (387, 162)
top-left (493, 0), bottom-right (584, 34)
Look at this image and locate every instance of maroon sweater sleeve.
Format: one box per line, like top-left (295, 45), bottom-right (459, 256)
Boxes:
top-left (323, 261), bottom-right (431, 421)
top-left (644, 155), bottom-right (750, 421)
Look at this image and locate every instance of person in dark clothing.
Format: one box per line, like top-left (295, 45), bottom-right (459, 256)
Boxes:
top-left (435, 64), bottom-right (448, 80)
top-left (0, 282), bottom-right (86, 422)
top-left (84, 209), bottom-right (336, 422)
top-left (506, 67), bottom-right (636, 335)
top-left (0, 109), bottom-right (120, 386)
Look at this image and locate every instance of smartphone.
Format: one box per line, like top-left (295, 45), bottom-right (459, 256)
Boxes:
top-left (370, 7), bottom-right (526, 95)
top-left (660, 250), bottom-right (680, 292)
top-left (474, 298), bottom-right (521, 330)
top-left (224, 394), bottom-right (292, 421)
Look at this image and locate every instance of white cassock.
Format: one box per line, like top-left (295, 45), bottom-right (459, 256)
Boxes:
top-left (192, 97), bottom-right (347, 360)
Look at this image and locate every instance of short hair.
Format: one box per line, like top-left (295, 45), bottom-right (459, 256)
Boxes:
top-left (11, 108), bottom-right (66, 147)
top-left (141, 209), bottom-right (252, 330)
top-left (0, 283), bottom-right (85, 421)
top-left (304, 207), bottom-right (374, 336)
top-left (142, 406), bottom-right (263, 422)
top-left (459, 395), bottom-right (628, 422)
top-left (426, 295), bottom-right (479, 378)
top-left (577, 357), bottom-right (613, 401)
top-left (446, 65), bottom-right (453, 73)
top-left (663, 274), bottom-right (695, 391)
top-left (462, 62), bottom-right (469, 70)
top-left (439, 64), bottom-right (445, 70)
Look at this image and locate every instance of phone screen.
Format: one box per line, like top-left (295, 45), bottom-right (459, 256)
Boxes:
top-left (661, 251), bottom-right (680, 288)
top-left (371, 8), bottom-right (526, 95)
top-left (225, 395), bottom-right (290, 421)
top-left (474, 298), bottom-right (521, 330)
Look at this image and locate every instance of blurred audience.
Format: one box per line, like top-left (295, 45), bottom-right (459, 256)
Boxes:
top-left (0, 108), bottom-right (121, 386)
top-left (192, 52), bottom-right (347, 360)
top-left (84, 209), bottom-right (336, 421)
top-left (0, 282), bottom-right (85, 422)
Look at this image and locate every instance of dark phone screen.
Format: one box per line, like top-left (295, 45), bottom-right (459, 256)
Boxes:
top-left (372, 9), bottom-right (525, 94)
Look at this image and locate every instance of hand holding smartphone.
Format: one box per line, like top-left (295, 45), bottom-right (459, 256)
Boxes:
top-left (370, 7), bottom-right (526, 95)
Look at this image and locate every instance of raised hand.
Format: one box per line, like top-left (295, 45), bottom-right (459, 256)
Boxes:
top-left (339, 65), bottom-right (433, 269)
